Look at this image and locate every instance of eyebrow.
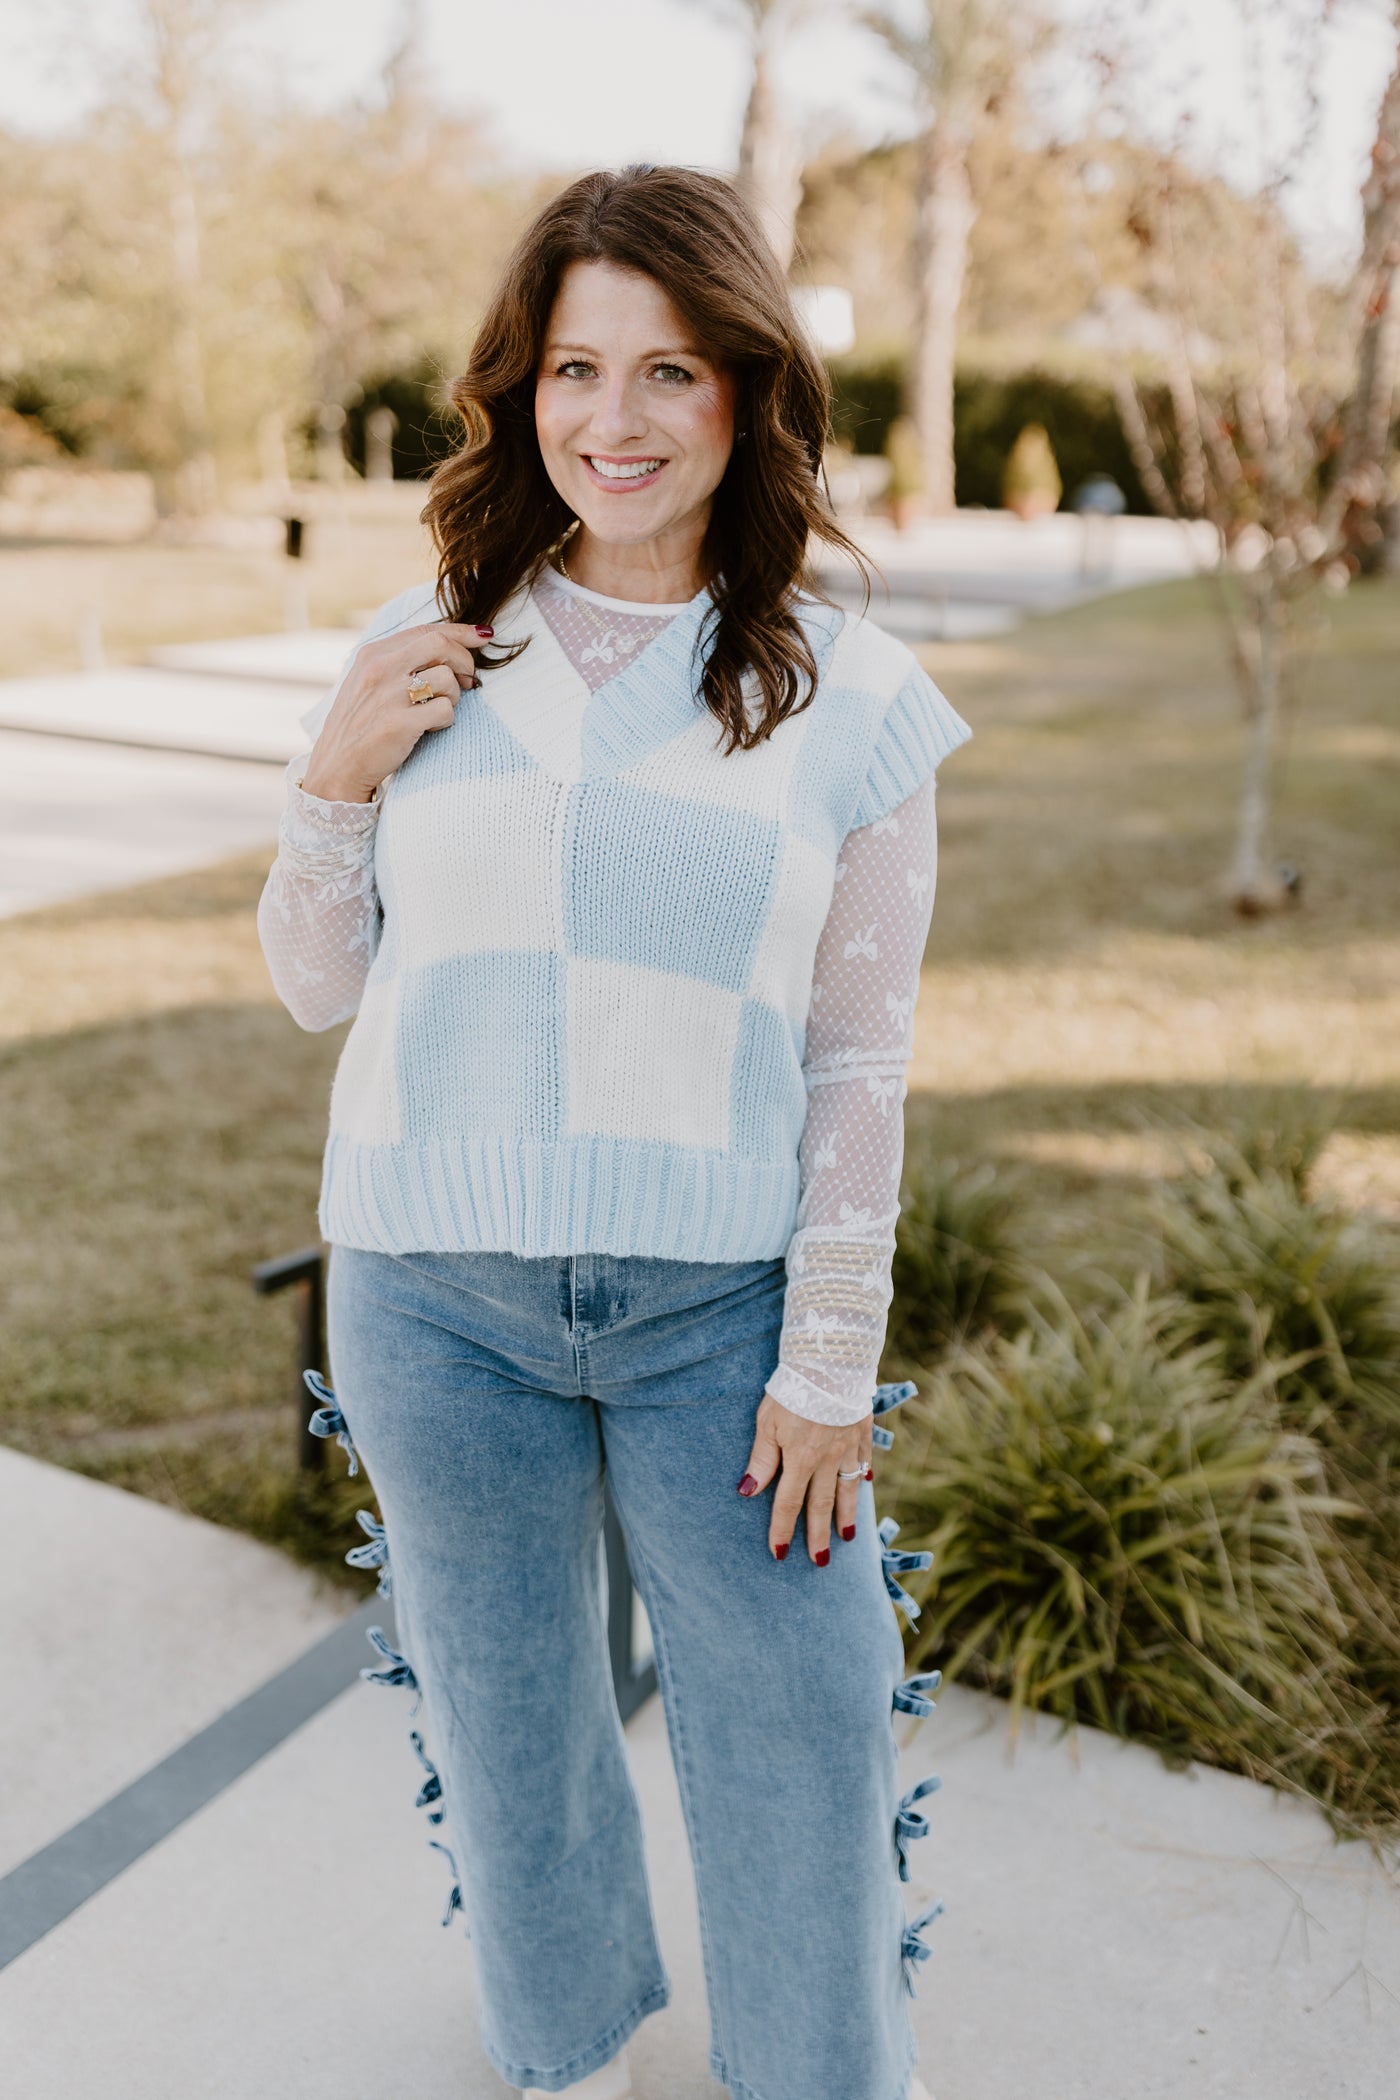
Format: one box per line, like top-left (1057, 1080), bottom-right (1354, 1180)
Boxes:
top-left (543, 341), bottom-right (707, 362)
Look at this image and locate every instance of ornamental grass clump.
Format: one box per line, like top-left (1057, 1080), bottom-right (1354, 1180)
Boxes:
top-left (1153, 1136), bottom-right (1400, 1445)
top-left (887, 1151), bottom-right (1024, 1362)
top-left (884, 1284), bottom-right (1397, 1831)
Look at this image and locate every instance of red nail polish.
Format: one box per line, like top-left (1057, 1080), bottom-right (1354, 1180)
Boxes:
top-left (864, 1466), bottom-right (874, 1481)
top-left (841, 1524), bottom-right (855, 1542)
top-left (774, 1541), bottom-right (789, 1561)
top-left (814, 1547), bottom-right (831, 1566)
top-left (737, 1473), bottom-right (758, 1497)
top-left (477, 624), bottom-right (494, 638)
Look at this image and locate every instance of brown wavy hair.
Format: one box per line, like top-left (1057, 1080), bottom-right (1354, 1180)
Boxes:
top-left (421, 163), bottom-right (869, 753)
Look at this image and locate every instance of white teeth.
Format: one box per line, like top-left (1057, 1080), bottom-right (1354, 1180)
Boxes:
top-left (589, 457), bottom-right (662, 480)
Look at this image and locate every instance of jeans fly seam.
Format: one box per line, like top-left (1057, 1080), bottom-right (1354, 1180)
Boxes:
top-left (568, 1254), bottom-right (588, 1393)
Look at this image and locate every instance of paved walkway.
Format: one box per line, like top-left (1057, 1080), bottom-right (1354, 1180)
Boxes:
top-left (0, 633), bottom-right (352, 915)
top-left (0, 729), bottom-right (289, 916)
top-left (2, 1449), bottom-right (1395, 2099)
top-left (814, 511), bottom-right (1220, 635)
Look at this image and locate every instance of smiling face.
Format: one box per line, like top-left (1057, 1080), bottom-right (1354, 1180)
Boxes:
top-left (534, 259), bottom-right (737, 591)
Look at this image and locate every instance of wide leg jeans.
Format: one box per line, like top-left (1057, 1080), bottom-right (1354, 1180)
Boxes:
top-left (327, 1243), bottom-right (931, 2100)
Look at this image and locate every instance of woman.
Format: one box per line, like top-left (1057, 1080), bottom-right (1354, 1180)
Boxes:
top-left (258, 164), bottom-right (970, 2100)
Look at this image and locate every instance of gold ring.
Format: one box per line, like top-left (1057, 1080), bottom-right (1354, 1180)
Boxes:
top-left (406, 669), bottom-right (436, 705)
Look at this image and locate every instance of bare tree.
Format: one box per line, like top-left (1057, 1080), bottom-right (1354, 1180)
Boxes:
top-left (688, 0), bottom-right (811, 270)
top-left (1323, 15), bottom-right (1400, 567)
top-left (863, 0), bottom-right (1046, 512)
top-left (1104, 5), bottom-right (1400, 912)
top-left (136, 0), bottom-right (259, 516)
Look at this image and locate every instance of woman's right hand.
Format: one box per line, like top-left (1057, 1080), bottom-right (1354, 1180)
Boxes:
top-left (299, 618), bottom-right (494, 805)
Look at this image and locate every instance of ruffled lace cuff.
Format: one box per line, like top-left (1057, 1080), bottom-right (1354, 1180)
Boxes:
top-left (766, 1354), bottom-right (880, 1427)
top-left (276, 772), bottom-right (380, 890)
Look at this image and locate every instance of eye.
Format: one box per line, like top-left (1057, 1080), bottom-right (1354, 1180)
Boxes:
top-left (555, 359), bottom-right (595, 380)
top-left (651, 363), bottom-right (695, 385)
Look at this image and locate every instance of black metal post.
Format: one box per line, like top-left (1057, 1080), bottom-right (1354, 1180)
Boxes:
top-left (251, 1246), bottom-right (326, 1473)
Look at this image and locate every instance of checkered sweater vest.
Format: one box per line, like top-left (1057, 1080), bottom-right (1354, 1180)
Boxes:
top-left (309, 577), bottom-right (972, 1262)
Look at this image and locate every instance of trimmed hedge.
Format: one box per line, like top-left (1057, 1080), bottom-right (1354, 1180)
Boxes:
top-left (341, 367), bottom-right (461, 483)
top-left (828, 357), bottom-right (1155, 514)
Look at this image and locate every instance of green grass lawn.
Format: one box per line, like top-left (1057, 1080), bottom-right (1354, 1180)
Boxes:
top-left (1, 571), bottom-right (1397, 1598)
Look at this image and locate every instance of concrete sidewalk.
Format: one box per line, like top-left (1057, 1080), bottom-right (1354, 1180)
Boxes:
top-left (3, 1448), bottom-right (1396, 2099)
top-left (0, 665), bottom-right (320, 765)
top-left (0, 729), bottom-right (288, 917)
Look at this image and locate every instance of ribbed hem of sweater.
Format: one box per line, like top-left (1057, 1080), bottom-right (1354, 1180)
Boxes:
top-left (319, 1134), bottom-right (801, 1261)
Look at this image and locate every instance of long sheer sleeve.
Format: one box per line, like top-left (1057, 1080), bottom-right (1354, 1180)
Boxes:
top-left (255, 760), bottom-right (383, 1031)
top-left (766, 767), bottom-right (940, 1427)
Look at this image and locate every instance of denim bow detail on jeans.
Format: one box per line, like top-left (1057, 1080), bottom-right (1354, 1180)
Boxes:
top-left (345, 1508), bottom-right (393, 1597)
top-left (429, 1838), bottom-right (468, 1933)
top-left (894, 1774), bottom-right (942, 1882)
top-left (870, 1378), bottom-right (918, 1450)
top-left (302, 1368), bottom-right (360, 1476)
top-left (901, 1902), bottom-right (945, 1995)
top-left (361, 1623), bottom-right (421, 1710)
top-left (409, 1727), bottom-right (446, 1824)
top-left (877, 1516), bottom-right (933, 1622)
top-left (893, 1669), bottom-right (942, 1719)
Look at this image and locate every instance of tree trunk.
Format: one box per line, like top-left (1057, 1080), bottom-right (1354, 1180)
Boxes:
top-left (910, 117), bottom-right (975, 516)
top-left (738, 45), bottom-right (803, 274)
top-left (1323, 28), bottom-right (1400, 550)
top-left (1229, 582), bottom-right (1284, 913)
top-left (168, 157), bottom-right (217, 517)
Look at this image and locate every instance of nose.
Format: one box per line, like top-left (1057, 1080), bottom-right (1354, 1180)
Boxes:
top-left (587, 374), bottom-right (648, 450)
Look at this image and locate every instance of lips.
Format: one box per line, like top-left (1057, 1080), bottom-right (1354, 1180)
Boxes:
top-left (582, 455), bottom-right (667, 491)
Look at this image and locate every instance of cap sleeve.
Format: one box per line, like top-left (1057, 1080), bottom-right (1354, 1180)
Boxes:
top-left (849, 660), bottom-right (973, 832)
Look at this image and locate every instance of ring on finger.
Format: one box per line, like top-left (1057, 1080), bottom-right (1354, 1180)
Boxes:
top-left (406, 665), bottom-right (438, 705)
top-left (836, 1465), bottom-right (865, 1481)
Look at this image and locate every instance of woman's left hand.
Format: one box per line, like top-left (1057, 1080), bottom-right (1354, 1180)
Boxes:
top-left (738, 1392), bottom-right (873, 1565)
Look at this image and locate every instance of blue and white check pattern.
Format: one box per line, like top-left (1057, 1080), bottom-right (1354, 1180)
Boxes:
top-left (298, 577), bottom-right (973, 1265)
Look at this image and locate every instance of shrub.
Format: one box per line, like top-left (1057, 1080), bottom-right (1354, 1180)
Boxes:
top-left (825, 356), bottom-right (1160, 512)
top-left (1152, 1138), bottom-right (1400, 1444)
top-left (883, 1283), bottom-right (1396, 1831)
top-left (827, 354), bottom-right (905, 458)
top-left (886, 1152), bottom-right (1024, 1362)
top-left (884, 414), bottom-right (924, 501)
top-left (1002, 422), bottom-right (1062, 518)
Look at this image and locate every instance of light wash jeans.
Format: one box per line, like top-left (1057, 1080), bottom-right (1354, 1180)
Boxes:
top-left (322, 1244), bottom-right (942, 2100)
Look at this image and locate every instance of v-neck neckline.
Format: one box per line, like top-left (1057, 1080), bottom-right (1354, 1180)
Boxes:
top-left (529, 570), bottom-right (714, 709)
top-left (476, 576), bottom-right (844, 787)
